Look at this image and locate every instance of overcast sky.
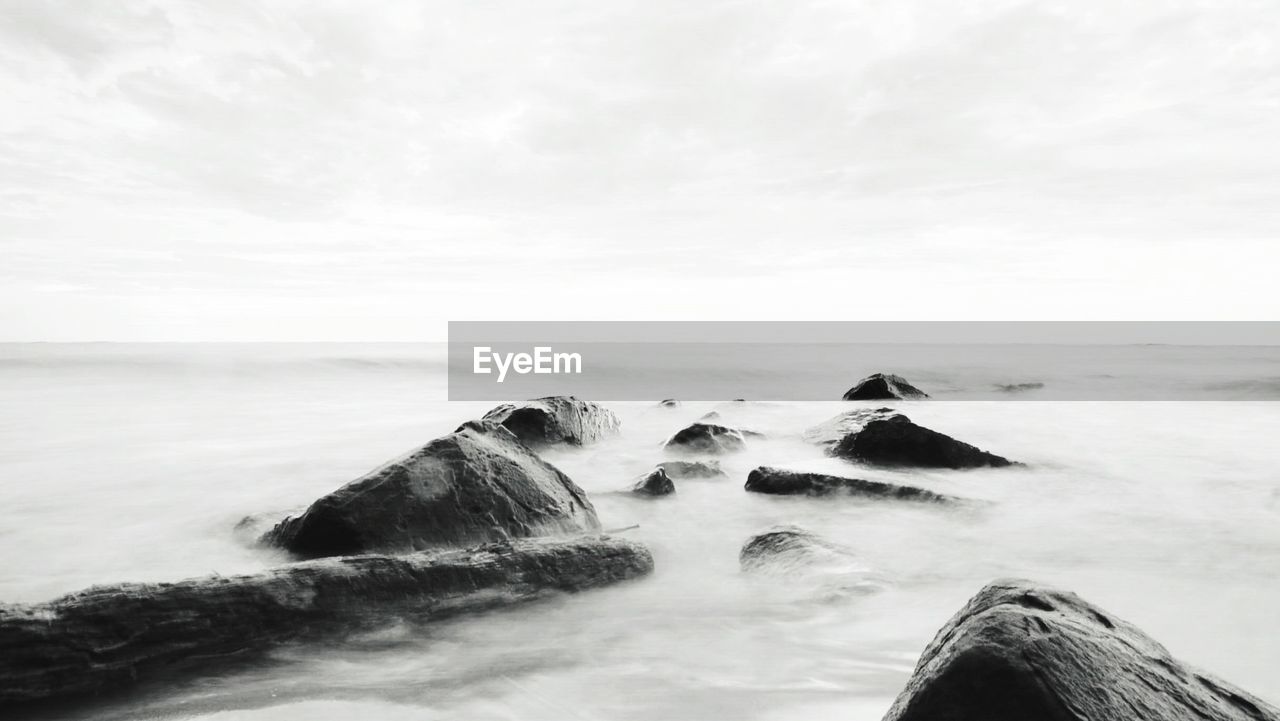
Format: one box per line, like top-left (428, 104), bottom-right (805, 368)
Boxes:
top-left (1, 0), bottom-right (1278, 341)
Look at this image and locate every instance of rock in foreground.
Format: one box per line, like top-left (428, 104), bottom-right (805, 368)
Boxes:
top-left (482, 396), bottom-right (620, 446)
top-left (663, 422), bottom-right (747, 455)
top-left (628, 468), bottom-right (676, 496)
top-left (884, 578), bottom-right (1280, 721)
top-left (843, 373), bottom-right (929, 400)
top-left (0, 537), bottom-right (654, 708)
top-left (262, 420), bottom-right (600, 558)
top-left (745, 466), bottom-right (956, 503)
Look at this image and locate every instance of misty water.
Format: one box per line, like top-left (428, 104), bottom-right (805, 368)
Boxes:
top-left (2, 344), bottom-right (1279, 720)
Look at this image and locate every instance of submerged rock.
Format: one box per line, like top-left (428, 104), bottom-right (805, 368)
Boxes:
top-left (806, 409), bottom-right (1013, 469)
top-left (744, 466), bottom-right (955, 503)
top-left (739, 526), bottom-right (859, 573)
top-left (262, 420), bottom-right (600, 558)
top-left (884, 578), bottom-right (1280, 721)
top-left (658, 399), bottom-right (681, 408)
top-left (663, 422), bottom-right (747, 455)
top-left (656, 460), bottom-right (727, 480)
top-left (0, 537), bottom-right (654, 707)
top-left (842, 373), bottom-right (929, 401)
top-left (481, 396), bottom-right (620, 446)
top-left (628, 468), bottom-right (675, 497)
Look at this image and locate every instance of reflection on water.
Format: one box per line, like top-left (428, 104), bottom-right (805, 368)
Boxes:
top-left (1, 345), bottom-right (1278, 720)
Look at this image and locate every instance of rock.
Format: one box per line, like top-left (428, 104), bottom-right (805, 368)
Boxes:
top-left (842, 373), bottom-right (928, 400)
top-left (699, 410), bottom-right (722, 421)
top-left (658, 399), bottom-right (681, 408)
top-left (262, 420), bottom-right (600, 558)
top-left (628, 468), bottom-right (675, 496)
top-left (803, 407), bottom-right (906, 448)
top-left (884, 578), bottom-right (1280, 721)
top-left (481, 396), bottom-right (620, 446)
top-left (739, 526), bottom-right (859, 573)
top-left (744, 466), bottom-right (956, 503)
top-left (831, 417), bottom-right (1013, 469)
top-left (994, 381), bottom-right (1045, 393)
top-left (663, 422), bottom-right (747, 455)
top-left (656, 460), bottom-right (727, 480)
top-left (0, 537), bottom-right (653, 708)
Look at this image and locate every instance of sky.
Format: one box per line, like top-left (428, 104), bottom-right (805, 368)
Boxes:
top-left (1, 0), bottom-right (1278, 341)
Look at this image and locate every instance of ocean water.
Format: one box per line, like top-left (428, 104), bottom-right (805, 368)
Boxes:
top-left (1, 343), bottom-right (1279, 720)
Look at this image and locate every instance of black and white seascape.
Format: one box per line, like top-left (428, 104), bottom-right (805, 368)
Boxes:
top-left (3, 2), bottom-right (1280, 720)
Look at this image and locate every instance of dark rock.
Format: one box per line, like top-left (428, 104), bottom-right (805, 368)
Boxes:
top-left (481, 396), bottom-right (620, 446)
top-left (262, 420), bottom-right (600, 558)
top-left (884, 578), bottom-right (1280, 721)
top-left (658, 399), bottom-right (681, 408)
top-left (745, 466), bottom-right (956, 503)
top-left (0, 537), bottom-right (654, 708)
top-left (842, 373), bottom-right (928, 400)
top-left (628, 468), bottom-right (675, 496)
top-left (663, 422), bottom-right (747, 455)
top-left (656, 460), bottom-right (727, 480)
top-left (831, 418), bottom-right (1013, 469)
top-left (803, 408), bottom-right (906, 448)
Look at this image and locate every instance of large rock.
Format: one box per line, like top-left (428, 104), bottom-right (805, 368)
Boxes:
top-left (745, 466), bottom-right (956, 503)
top-left (628, 468), bottom-right (676, 497)
top-left (843, 373), bottom-right (929, 400)
top-left (0, 537), bottom-right (653, 707)
top-left (663, 422), bottom-right (747, 455)
top-left (262, 420), bottom-right (600, 558)
top-left (481, 396), bottom-right (620, 446)
top-left (884, 578), bottom-right (1280, 721)
top-left (656, 460), bottom-right (727, 480)
top-left (806, 409), bottom-right (1014, 469)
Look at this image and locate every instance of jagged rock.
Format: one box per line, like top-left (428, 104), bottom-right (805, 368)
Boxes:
top-left (658, 399), bottom-right (681, 408)
top-left (481, 396), bottom-right (620, 446)
top-left (842, 373), bottom-right (928, 400)
top-left (744, 466), bottom-right (956, 503)
top-left (0, 537), bottom-right (653, 708)
top-left (261, 420), bottom-right (600, 558)
top-left (656, 460), bottom-right (727, 480)
top-left (663, 422), bottom-right (747, 455)
top-left (884, 578), bottom-right (1280, 721)
top-left (628, 468), bottom-right (675, 497)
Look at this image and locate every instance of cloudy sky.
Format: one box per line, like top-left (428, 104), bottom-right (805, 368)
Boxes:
top-left (2, 0), bottom-right (1278, 341)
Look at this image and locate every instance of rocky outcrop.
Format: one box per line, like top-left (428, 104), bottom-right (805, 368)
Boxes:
top-left (481, 396), bottom-right (620, 446)
top-left (628, 468), bottom-right (675, 497)
top-left (663, 422), bottom-right (747, 455)
top-left (744, 466), bottom-right (956, 503)
top-left (806, 409), bottom-right (1013, 469)
top-left (0, 537), bottom-right (653, 708)
top-left (884, 578), bottom-right (1280, 721)
top-left (262, 420), bottom-right (600, 558)
top-left (656, 460), bottom-right (727, 480)
top-left (842, 373), bottom-right (928, 400)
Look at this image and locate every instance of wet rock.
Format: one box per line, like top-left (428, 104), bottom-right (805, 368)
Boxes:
top-left (884, 578), bottom-right (1280, 721)
top-left (663, 422), bottom-right (747, 455)
top-left (745, 466), bottom-right (956, 503)
top-left (831, 417), bottom-right (1013, 469)
top-left (628, 468), bottom-right (675, 497)
top-left (658, 399), bottom-right (681, 408)
top-left (481, 396), bottom-right (620, 446)
top-left (802, 407), bottom-right (906, 448)
top-left (740, 526), bottom-right (858, 572)
top-left (842, 373), bottom-right (928, 401)
top-left (262, 420), bottom-right (600, 558)
top-left (0, 537), bottom-right (654, 708)
top-left (656, 460), bottom-right (727, 480)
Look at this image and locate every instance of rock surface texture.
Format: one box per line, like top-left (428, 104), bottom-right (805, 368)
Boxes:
top-left (806, 409), bottom-right (1014, 469)
top-left (629, 468), bottom-right (676, 496)
top-left (657, 460), bottom-right (727, 480)
top-left (883, 578), bottom-right (1280, 721)
top-left (663, 422), bottom-right (747, 455)
top-left (745, 466), bottom-right (956, 503)
top-left (481, 396), bottom-right (620, 446)
top-left (262, 420), bottom-right (600, 558)
top-left (842, 373), bottom-right (929, 401)
top-left (0, 537), bottom-right (654, 707)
